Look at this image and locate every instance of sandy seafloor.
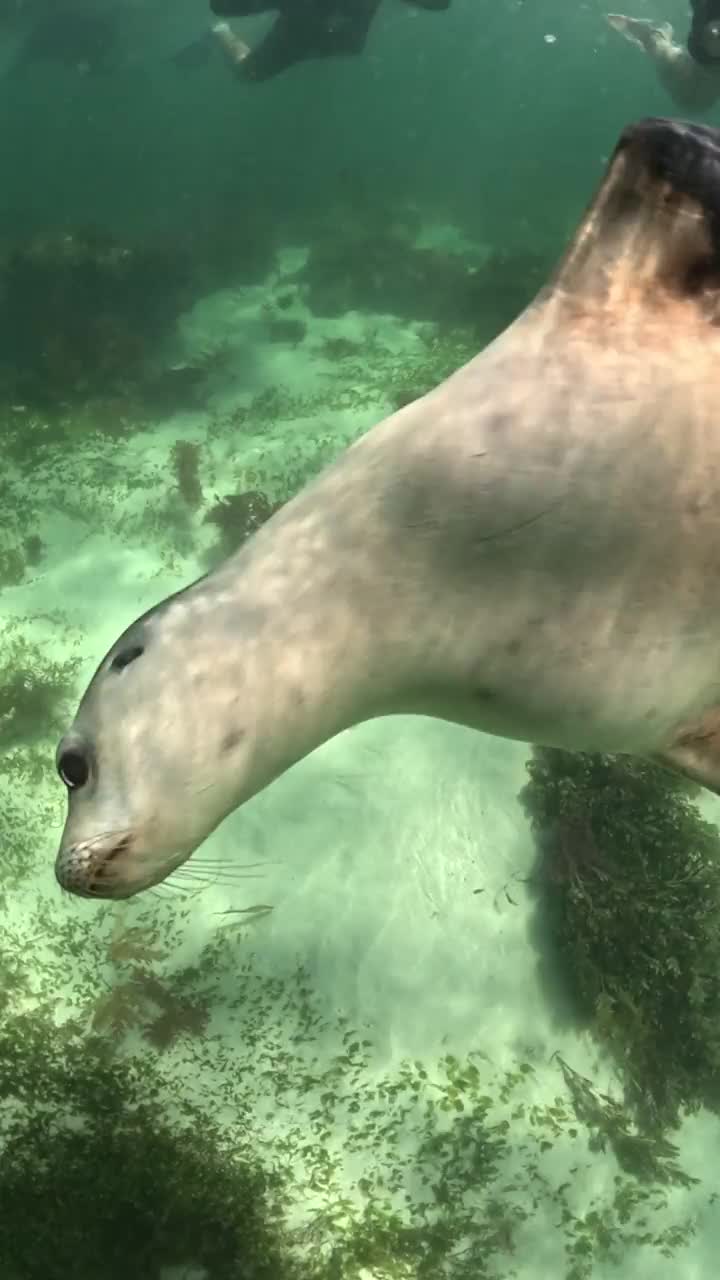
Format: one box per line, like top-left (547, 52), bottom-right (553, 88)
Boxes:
top-left (3, 235), bottom-right (720, 1279)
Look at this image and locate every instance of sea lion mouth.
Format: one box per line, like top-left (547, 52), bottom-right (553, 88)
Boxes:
top-left (54, 829), bottom-right (173, 900)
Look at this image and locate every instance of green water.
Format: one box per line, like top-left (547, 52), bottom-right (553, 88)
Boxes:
top-left (1, 1), bottom-right (719, 1277)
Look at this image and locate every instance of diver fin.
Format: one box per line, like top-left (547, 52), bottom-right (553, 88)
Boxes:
top-left (170, 32), bottom-right (214, 71)
top-left (654, 706), bottom-right (720, 795)
top-left (540, 117), bottom-right (720, 313)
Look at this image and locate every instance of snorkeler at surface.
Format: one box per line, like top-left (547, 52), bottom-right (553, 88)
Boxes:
top-left (174, 0), bottom-right (451, 83)
top-left (607, 1), bottom-right (720, 110)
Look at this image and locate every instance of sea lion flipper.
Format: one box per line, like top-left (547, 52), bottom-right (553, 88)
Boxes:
top-left (546, 117), bottom-right (720, 312)
top-left (655, 708), bottom-right (720, 794)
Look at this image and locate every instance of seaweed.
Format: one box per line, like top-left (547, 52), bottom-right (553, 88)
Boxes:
top-left (0, 624), bottom-right (81, 891)
top-left (0, 634), bottom-right (79, 749)
top-left (204, 488), bottom-right (280, 560)
top-left (0, 534), bottom-right (45, 588)
top-left (320, 335), bottom-right (365, 361)
top-left (554, 1054), bottom-right (698, 1187)
top-left (264, 312), bottom-right (307, 345)
top-left (0, 893), bottom-right (699, 1280)
top-left (0, 228), bottom-right (192, 408)
top-left (171, 439), bottom-right (203, 510)
top-left (520, 747), bottom-right (720, 1129)
top-left (182, 183), bottom-right (278, 294)
top-left (0, 1004), bottom-right (294, 1280)
top-left (298, 219), bottom-right (548, 342)
top-left (0, 544), bottom-right (27, 588)
top-left (92, 968), bottom-right (211, 1050)
top-left (386, 329), bottom-right (478, 410)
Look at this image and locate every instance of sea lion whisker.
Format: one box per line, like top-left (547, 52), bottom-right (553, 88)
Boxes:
top-left (172, 867), bottom-right (265, 886)
top-left (181, 855), bottom-right (266, 875)
top-left (190, 858), bottom-right (272, 870)
top-left (159, 877), bottom-right (204, 897)
top-left (183, 873), bottom-right (264, 885)
top-left (79, 827), bottom-right (134, 853)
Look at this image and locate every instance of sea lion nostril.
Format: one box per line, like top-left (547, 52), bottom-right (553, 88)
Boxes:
top-left (55, 843), bottom-right (93, 894)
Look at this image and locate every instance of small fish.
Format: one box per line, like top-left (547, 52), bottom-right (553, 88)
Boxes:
top-left (215, 904), bottom-right (275, 925)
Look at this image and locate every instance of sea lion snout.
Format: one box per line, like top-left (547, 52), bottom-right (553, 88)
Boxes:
top-left (55, 831), bottom-right (137, 899)
top-left (55, 827), bottom-right (192, 900)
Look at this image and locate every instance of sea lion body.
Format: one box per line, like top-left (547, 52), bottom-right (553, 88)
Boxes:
top-left (55, 117), bottom-right (720, 898)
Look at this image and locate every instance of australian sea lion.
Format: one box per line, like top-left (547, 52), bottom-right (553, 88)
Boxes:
top-left (55, 116), bottom-right (720, 900)
top-left (607, 12), bottom-right (720, 111)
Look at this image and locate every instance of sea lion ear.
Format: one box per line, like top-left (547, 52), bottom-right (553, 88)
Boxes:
top-left (654, 706), bottom-right (720, 795)
top-left (543, 116), bottom-right (720, 312)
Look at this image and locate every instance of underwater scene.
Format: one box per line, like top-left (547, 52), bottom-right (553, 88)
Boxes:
top-left (4, 0), bottom-right (720, 1276)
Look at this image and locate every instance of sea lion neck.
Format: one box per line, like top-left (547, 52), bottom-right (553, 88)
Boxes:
top-left (201, 494), bottom-right (401, 786)
top-left (540, 117), bottom-right (720, 331)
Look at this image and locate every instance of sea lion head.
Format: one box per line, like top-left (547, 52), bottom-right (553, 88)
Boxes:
top-left (54, 587), bottom-right (259, 899)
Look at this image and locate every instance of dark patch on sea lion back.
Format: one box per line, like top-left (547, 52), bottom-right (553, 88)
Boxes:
top-left (485, 411), bottom-right (514, 440)
top-left (543, 117), bottom-right (720, 313)
top-left (626, 119), bottom-right (720, 241)
top-left (632, 118), bottom-right (720, 299)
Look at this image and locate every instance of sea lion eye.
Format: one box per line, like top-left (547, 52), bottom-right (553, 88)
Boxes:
top-left (58, 749), bottom-right (89, 790)
top-left (110, 644), bottom-right (144, 672)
